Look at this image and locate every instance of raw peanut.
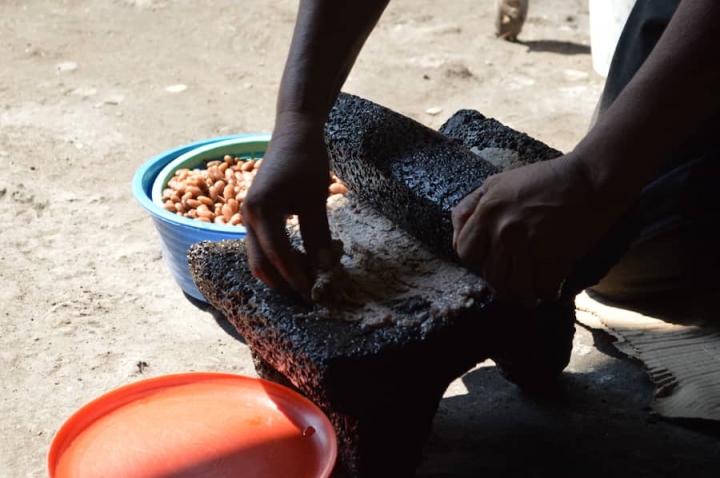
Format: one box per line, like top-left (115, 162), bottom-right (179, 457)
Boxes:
top-left (163, 201), bottom-right (177, 213)
top-left (198, 195), bottom-right (213, 207)
top-left (162, 188), bottom-right (174, 200)
top-left (209, 167), bottom-right (223, 182)
top-left (219, 162), bottom-right (228, 173)
top-left (197, 208), bottom-right (213, 220)
top-left (208, 186), bottom-right (219, 202)
top-left (170, 193), bottom-right (181, 204)
top-left (214, 179), bottom-right (225, 190)
top-left (186, 199), bottom-right (201, 209)
top-left (225, 168), bottom-right (234, 181)
top-left (188, 209), bottom-right (198, 219)
top-left (214, 216), bottom-right (227, 224)
top-left (175, 202), bottom-right (186, 214)
top-left (224, 155), bottom-right (233, 163)
top-left (177, 170), bottom-right (189, 181)
top-left (186, 186), bottom-right (203, 197)
top-left (254, 159), bottom-right (263, 169)
top-left (234, 171), bottom-right (243, 181)
top-left (222, 203), bottom-right (233, 221)
top-left (242, 171), bottom-right (253, 184)
top-left (182, 191), bottom-right (193, 201)
top-left (230, 212), bottom-right (242, 225)
top-left (207, 160), bottom-right (221, 168)
top-left (223, 184), bottom-right (235, 201)
top-left (241, 160), bottom-right (255, 172)
top-left (236, 190), bottom-right (247, 201)
top-left (329, 183), bottom-right (348, 195)
top-left (196, 216), bottom-right (211, 223)
top-left (227, 198), bottom-right (239, 214)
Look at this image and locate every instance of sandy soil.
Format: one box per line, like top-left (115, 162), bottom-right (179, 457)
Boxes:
top-left (0, 0), bottom-right (606, 475)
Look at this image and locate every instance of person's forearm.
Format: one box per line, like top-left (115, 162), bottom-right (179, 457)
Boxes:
top-left (275, 0), bottom-right (390, 128)
top-left (576, 0), bottom-right (720, 199)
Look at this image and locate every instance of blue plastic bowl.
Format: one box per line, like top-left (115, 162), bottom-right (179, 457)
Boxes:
top-left (132, 133), bottom-right (271, 302)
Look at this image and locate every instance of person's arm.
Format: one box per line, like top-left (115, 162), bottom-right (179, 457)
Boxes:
top-left (453, 0), bottom-right (720, 305)
top-left (577, 0), bottom-right (720, 202)
top-left (242, 0), bottom-right (389, 298)
top-left (276, 0), bottom-right (390, 124)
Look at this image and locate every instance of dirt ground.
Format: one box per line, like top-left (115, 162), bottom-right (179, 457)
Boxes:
top-left (4, 1), bottom-right (718, 477)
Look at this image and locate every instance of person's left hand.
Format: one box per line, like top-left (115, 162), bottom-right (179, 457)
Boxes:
top-left (452, 154), bottom-right (623, 307)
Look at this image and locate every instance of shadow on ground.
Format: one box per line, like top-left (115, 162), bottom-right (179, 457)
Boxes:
top-left (184, 292), bottom-right (247, 344)
top-left (418, 326), bottom-right (720, 478)
top-left (520, 40), bottom-right (591, 55)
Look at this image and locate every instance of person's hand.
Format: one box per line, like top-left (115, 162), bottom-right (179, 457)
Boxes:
top-left (452, 154), bottom-right (625, 307)
top-left (242, 114), bottom-right (333, 298)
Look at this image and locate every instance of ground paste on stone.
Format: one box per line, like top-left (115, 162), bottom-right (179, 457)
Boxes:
top-left (302, 195), bottom-right (487, 329)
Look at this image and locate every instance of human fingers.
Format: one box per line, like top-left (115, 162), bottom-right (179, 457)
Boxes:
top-left (454, 204), bottom-right (490, 273)
top-left (505, 253), bottom-right (540, 308)
top-left (482, 238), bottom-right (512, 301)
top-left (533, 259), bottom-right (570, 303)
top-left (452, 186), bottom-right (485, 250)
top-left (242, 199), bottom-right (311, 297)
top-left (299, 203), bottom-right (334, 270)
top-left (245, 226), bottom-right (292, 294)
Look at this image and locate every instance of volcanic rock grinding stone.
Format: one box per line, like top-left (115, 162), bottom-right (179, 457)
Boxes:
top-left (188, 94), bottom-right (628, 477)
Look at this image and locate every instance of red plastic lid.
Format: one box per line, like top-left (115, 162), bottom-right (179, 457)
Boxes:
top-left (48, 373), bottom-right (337, 478)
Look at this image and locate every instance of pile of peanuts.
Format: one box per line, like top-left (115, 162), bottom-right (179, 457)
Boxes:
top-left (161, 155), bottom-right (348, 227)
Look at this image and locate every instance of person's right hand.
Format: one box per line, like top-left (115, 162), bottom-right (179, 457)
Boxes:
top-left (242, 113), bottom-right (333, 299)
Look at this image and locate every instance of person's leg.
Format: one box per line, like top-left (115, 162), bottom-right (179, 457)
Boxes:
top-left (588, 151), bottom-right (720, 306)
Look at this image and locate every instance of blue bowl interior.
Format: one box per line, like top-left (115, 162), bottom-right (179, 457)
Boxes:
top-left (132, 133), bottom-right (271, 301)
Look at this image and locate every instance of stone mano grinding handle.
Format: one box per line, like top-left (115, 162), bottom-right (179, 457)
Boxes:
top-left (325, 93), bottom-right (499, 260)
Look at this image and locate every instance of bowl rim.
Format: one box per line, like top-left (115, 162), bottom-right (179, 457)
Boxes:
top-left (151, 136), bottom-right (271, 206)
top-left (48, 372), bottom-right (338, 478)
top-left (132, 133), bottom-right (271, 234)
